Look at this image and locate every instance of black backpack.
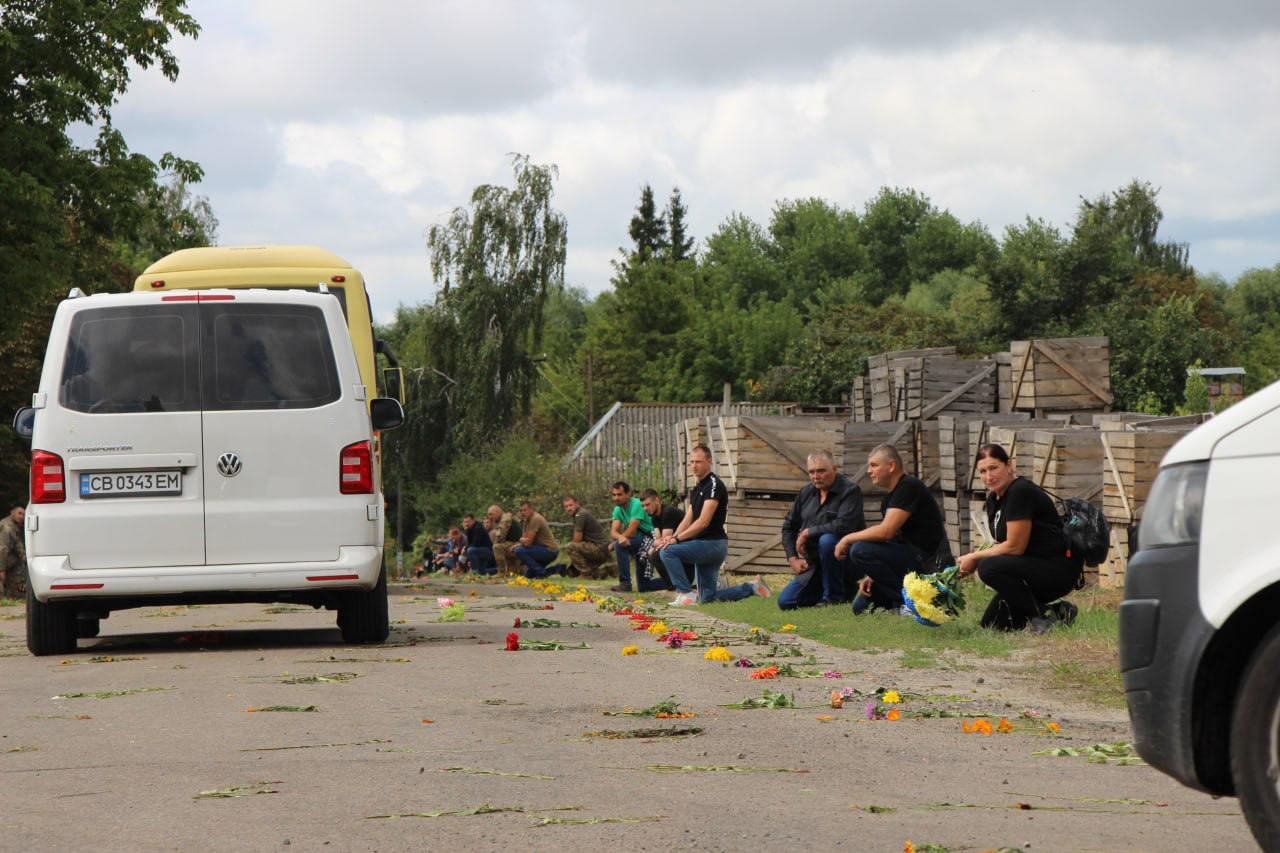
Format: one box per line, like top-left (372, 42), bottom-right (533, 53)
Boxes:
top-left (1057, 496), bottom-right (1110, 568)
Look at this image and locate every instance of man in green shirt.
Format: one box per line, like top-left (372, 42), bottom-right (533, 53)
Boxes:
top-left (609, 481), bottom-right (655, 592)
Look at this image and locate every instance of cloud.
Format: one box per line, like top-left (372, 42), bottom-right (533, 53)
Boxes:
top-left (102, 2), bottom-right (1280, 324)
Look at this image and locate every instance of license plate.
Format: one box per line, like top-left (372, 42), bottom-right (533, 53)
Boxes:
top-left (80, 470), bottom-right (182, 499)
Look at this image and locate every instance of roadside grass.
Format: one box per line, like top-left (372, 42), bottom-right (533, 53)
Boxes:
top-left (694, 576), bottom-right (1125, 707)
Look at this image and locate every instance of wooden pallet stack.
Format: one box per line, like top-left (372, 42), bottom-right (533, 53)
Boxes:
top-left (867, 347), bottom-right (957, 422)
top-left (1097, 427), bottom-right (1191, 588)
top-left (1002, 337), bottom-right (1113, 416)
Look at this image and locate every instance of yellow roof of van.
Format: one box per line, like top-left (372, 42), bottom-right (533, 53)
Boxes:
top-left (142, 245), bottom-right (354, 274)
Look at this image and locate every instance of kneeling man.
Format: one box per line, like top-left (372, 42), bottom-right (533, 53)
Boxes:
top-left (778, 450), bottom-right (866, 610)
top-left (835, 444), bottom-right (952, 613)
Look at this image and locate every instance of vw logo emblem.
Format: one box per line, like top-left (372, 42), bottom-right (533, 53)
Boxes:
top-left (216, 452), bottom-right (242, 478)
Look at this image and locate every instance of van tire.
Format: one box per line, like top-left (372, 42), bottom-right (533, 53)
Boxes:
top-left (27, 587), bottom-right (77, 656)
top-left (1230, 621), bottom-right (1280, 851)
top-left (338, 567), bottom-right (389, 644)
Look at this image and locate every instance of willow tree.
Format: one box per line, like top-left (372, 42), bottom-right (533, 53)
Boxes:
top-left (423, 154), bottom-right (568, 454)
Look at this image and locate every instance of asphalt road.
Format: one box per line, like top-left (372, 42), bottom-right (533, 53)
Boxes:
top-left (0, 580), bottom-right (1255, 852)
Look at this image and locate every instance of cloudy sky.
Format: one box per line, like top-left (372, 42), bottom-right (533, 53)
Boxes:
top-left (112, 1), bottom-right (1280, 322)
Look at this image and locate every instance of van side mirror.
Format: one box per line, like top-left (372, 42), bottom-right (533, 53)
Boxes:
top-left (370, 397), bottom-right (404, 431)
top-left (382, 366), bottom-right (405, 404)
top-left (12, 407), bottom-right (34, 441)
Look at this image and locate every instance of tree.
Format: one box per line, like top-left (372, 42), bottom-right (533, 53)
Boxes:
top-left (627, 184), bottom-right (667, 263)
top-left (665, 186), bottom-right (694, 262)
top-left (0, 0), bottom-right (204, 511)
top-left (419, 154), bottom-right (567, 456)
top-left (857, 187), bottom-right (935, 303)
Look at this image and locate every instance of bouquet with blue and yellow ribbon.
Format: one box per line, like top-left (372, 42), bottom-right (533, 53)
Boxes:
top-left (901, 565), bottom-right (966, 627)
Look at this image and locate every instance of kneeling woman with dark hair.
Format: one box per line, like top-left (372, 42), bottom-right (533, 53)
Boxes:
top-left (955, 443), bottom-right (1079, 633)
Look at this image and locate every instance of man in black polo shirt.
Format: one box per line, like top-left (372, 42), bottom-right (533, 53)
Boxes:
top-left (655, 444), bottom-right (770, 606)
top-left (834, 443), bottom-right (952, 613)
top-left (640, 488), bottom-right (683, 591)
top-left (778, 449), bottom-right (866, 610)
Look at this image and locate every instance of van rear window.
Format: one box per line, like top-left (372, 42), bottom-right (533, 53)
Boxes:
top-left (205, 305), bottom-right (340, 410)
top-left (60, 307), bottom-right (199, 413)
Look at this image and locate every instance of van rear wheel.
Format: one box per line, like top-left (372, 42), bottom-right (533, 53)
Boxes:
top-left (27, 587), bottom-right (77, 656)
top-left (338, 566), bottom-right (389, 644)
top-left (1231, 622), bottom-right (1280, 851)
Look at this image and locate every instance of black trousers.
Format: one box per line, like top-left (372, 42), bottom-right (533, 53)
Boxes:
top-left (978, 553), bottom-right (1079, 631)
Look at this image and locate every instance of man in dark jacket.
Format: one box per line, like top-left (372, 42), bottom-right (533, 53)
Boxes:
top-left (778, 450), bottom-right (866, 609)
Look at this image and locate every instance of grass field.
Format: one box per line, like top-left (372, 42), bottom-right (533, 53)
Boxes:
top-left (693, 575), bottom-right (1126, 707)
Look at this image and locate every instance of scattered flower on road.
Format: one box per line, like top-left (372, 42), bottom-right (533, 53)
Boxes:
top-left (704, 646), bottom-right (733, 662)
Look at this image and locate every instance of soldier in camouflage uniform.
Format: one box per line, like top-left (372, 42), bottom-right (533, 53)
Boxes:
top-left (485, 504), bottom-right (523, 575)
top-left (0, 505), bottom-right (27, 600)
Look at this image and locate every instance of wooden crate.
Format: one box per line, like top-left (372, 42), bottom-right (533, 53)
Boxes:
top-left (943, 491), bottom-right (971, 557)
top-left (916, 419), bottom-right (941, 489)
top-left (1030, 429), bottom-right (1104, 504)
top-left (966, 418), bottom-right (1068, 493)
top-left (1097, 522), bottom-right (1133, 589)
top-left (994, 351), bottom-right (1013, 413)
top-left (851, 375), bottom-right (871, 423)
top-left (867, 347), bottom-right (957, 422)
top-left (1100, 428), bottom-right (1189, 525)
top-left (1008, 336), bottom-right (1113, 413)
top-left (898, 357), bottom-right (997, 421)
top-left (724, 495), bottom-right (792, 575)
top-left (939, 413), bottom-right (1031, 492)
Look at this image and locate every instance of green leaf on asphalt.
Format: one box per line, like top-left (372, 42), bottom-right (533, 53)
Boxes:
top-left (53, 687), bottom-right (173, 700)
top-left (194, 780), bottom-right (281, 799)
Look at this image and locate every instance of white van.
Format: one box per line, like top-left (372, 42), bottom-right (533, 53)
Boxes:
top-left (11, 288), bottom-right (404, 655)
top-left (1121, 385), bottom-right (1280, 849)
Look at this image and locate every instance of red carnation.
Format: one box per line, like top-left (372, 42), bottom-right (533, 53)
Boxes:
top-left (513, 618), bottom-right (522, 628)
top-left (505, 632), bottom-right (520, 651)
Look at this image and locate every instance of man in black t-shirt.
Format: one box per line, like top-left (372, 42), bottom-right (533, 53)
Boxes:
top-left (834, 444), bottom-right (953, 612)
top-left (463, 513), bottom-right (497, 575)
top-left (654, 444), bottom-right (770, 606)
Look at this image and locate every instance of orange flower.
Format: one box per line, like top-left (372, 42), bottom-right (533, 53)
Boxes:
top-left (830, 691), bottom-right (844, 709)
top-left (975, 719), bottom-right (993, 736)
top-left (962, 719), bottom-right (973, 733)
top-left (751, 665), bottom-right (780, 680)
top-left (1045, 721), bottom-right (1062, 734)
top-left (655, 711), bottom-right (696, 719)
top-left (904, 843), bottom-right (915, 853)
top-left (886, 709), bottom-right (902, 721)
top-left (816, 715), bottom-right (834, 722)
top-left (997, 717), bottom-right (1014, 734)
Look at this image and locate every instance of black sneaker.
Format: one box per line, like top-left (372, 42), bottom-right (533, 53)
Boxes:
top-left (1028, 616), bottom-right (1056, 635)
top-left (1048, 600), bottom-right (1078, 627)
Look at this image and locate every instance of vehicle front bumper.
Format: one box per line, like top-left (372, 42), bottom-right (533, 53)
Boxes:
top-left (28, 546), bottom-right (382, 602)
top-left (1120, 542), bottom-right (1216, 792)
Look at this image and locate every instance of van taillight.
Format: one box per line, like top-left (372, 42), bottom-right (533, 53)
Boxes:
top-left (32, 450), bottom-right (65, 503)
top-left (339, 441), bottom-right (373, 494)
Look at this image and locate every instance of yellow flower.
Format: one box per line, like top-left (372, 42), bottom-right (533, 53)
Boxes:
top-left (621, 645), bottom-right (638, 656)
top-left (646, 621), bottom-right (669, 635)
top-left (780, 623), bottom-right (797, 632)
top-left (560, 587), bottom-right (592, 602)
top-left (543, 584), bottom-right (562, 595)
top-left (749, 627), bottom-right (761, 634)
top-left (903, 573), bottom-right (951, 625)
top-left (882, 690), bottom-right (901, 704)
top-left (704, 646), bottom-right (733, 662)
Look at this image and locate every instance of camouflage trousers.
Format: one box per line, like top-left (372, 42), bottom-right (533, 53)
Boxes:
top-left (2, 563), bottom-right (27, 600)
top-left (562, 541), bottom-right (613, 579)
top-left (492, 541), bottom-right (521, 575)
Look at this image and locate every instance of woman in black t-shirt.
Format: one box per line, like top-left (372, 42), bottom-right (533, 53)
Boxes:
top-left (956, 444), bottom-right (1079, 632)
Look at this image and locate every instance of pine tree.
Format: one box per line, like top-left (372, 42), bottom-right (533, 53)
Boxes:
top-left (627, 184), bottom-right (668, 262)
top-left (666, 187), bottom-right (694, 261)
